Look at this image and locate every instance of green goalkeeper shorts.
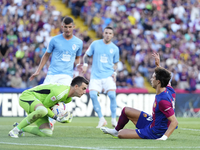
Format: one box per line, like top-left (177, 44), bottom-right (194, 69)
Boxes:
top-left (19, 91), bottom-right (43, 114)
top-left (19, 91), bottom-right (49, 126)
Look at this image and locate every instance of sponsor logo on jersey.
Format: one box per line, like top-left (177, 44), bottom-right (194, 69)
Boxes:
top-left (110, 49), bottom-right (113, 53)
top-left (51, 96), bottom-right (57, 101)
top-left (100, 54), bottom-right (108, 63)
top-left (72, 44), bottom-right (76, 50)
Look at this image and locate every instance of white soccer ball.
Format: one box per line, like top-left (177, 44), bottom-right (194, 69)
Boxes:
top-left (51, 102), bottom-right (67, 118)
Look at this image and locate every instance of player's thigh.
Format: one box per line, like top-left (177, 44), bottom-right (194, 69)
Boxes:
top-left (124, 107), bottom-right (141, 125)
top-left (89, 79), bottom-right (102, 92)
top-left (19, 92), bottom-right (43, 113)
top-left (118, 129), bottom-right (141, 139)
top-left (35, 115), bottom-right (50, 129)
top-left (103, 76), bottom-right (116, 93)
top-left (135, 111), bottom-right (152, 129)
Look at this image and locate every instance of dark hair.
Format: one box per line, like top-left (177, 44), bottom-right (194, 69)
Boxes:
top-left (62, 16), bottom-right (74, 25)
top-left (155, 67), bottom-right (171, 87)
top-left (104, 26), bottom-right (114, 31)
top-left (71, 76), bottom-right (89, 87)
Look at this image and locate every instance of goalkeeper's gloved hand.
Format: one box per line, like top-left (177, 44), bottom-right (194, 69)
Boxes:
top-left (52, 112), bottom-right (73, 123)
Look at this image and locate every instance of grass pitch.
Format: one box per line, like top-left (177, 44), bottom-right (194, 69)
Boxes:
top-left (0, 117), bottom-right (200, 150)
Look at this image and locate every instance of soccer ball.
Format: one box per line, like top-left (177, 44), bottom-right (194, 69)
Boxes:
top-left (51, 102), bottom-right (67, 118)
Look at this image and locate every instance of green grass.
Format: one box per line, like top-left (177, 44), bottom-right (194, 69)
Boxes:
top-left (0, 117), bottom-right (200, 150)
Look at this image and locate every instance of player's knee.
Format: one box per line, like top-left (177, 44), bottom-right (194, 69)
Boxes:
top-left (40, 129), bottom-right (53, 137)
top-left (107, 91), bottom-right (116, 101)
top-left (117, 132), bottom-right (123, 139)
top-left (35, 106), bottom-right (48, 117)
top-left (89, 91), bottom-right (98, 100)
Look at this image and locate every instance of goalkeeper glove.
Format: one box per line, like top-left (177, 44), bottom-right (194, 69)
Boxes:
top-left (52, 112), bottom-right (73, 123)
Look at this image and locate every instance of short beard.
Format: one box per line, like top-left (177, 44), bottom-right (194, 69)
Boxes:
top-left (104, 39), bottom-right (111, 44)
top-left (65, 33), bottom-right (71, 37)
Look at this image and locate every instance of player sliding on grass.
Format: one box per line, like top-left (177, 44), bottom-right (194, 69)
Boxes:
top-left (100, 53), bottom-right (178, 140)
top-left (8, 76), bottom-right (89, 138)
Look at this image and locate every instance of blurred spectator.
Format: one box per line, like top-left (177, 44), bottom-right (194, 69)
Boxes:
top-left (10, 71), bottom-right (22, 88)
top-left (116, 71), bottom-right (127, 88)
top-left (171, 69), bottom-right (179, 89)
top-left (185, 72), bottom-right (197, 92)
top-left (35, 43), bottom-right (46, 58)
top-left (134, 72), bottom-right (144, 88)
top-left (7, 61), bottom-right (16, 76)
top-left (0, 38), bottom-right (9, 58)
top-left (0, 69), bottom-right (8, 87)
top-left (178, 67), bottom-right (189, 89)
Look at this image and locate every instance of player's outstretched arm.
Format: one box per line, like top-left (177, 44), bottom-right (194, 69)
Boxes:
top-left (29, 52), bottom-right (51, 81)
top-left (156, 115), bottom-right (178, 140)
top-left (152, 52), bottom-right (160, 67)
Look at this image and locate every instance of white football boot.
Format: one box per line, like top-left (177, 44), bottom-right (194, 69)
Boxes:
top-left (100, 127), bottom-right (118, 138)
top-left (96, 117), bottom-right (107, 128)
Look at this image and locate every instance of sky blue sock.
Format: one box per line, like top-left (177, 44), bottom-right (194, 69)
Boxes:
top-left (89, 91), bottom-right (102, 118)
top-left (107, 91), bottom-right (117, 118)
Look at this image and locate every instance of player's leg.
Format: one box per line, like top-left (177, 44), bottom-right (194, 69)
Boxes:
top-left (117, 109), bottom-right (152, 139)
top-left (107, 90), bottom-right (117, 127)
top-left (89, 79), bottom-right (107, 128)
top-left (104, 77), bottom-right (117, 127)
top-left (22, 116), bottom-right (52, 137)
top-left (118, 129), bottom-right (141, 139)
top-left (8, 93), bottom-right (48, 138)
top-left (101, 107), bottom-right (141, 138)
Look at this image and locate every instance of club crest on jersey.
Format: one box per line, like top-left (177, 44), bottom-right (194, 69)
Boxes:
top-left (110, 49), bottom-right (113, 53)
top-left (51, 96), bottom-right (57, 101)
top-left (72, 44), bottom-right (76, 50)
top-left (154, 101), bottom-right (156, 108)
top-left (143, 113), bottom-right (147, 118)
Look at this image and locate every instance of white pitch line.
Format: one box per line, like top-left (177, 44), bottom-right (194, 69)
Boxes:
top-left (180, 128), bottom-right (200, 132)
top-left (0, 142), bottom-right (111, 150)
top-left (0, 142), bottom-right (200, 149)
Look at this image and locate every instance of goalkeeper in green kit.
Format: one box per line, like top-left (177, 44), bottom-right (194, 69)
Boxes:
top-left (8, 76), bottom-right (89, 138)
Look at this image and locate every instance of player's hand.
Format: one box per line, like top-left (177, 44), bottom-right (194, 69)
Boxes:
top-left (152, 52), bottom-right (160, 67)
top-left (82, 65), bottom-right (88, 74)
top-left (112, 74), bottom-right (117, 82)
top-left (29, 72), bottom-right (40, 81)
top-left (76, 64), bottom-right (83, 74)
top-left (56, 112), bottom-right (73, 123)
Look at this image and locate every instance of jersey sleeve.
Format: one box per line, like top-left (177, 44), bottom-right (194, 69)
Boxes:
top-left (76, 41), bottom-right (83, 56)
top-left (113, 47), bottom-right (119, 64)
top-left (86, 42), bottom-right (95, 56)
top-left (63, 97), bottom-right (72, 104)
top-left (46, 38), bottom-right (54, 53)
top-left (159, 100), bottom-right (174, 118)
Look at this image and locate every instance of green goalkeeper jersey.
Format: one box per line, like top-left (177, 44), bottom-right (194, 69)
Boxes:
top-left (22, 83), bottom-right (72, 108)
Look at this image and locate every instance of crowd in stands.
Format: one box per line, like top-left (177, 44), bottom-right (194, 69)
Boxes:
top-left (0, 0), bottom-right (92, 89)
top-left (68, 0), bottom-right (200, 91)
top-left (0, 0), bottom-right (200, 92)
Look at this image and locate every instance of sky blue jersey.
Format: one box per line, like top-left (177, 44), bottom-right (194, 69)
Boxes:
top-left (46, 34), bottom-right (83, 77)
top-left (86, 39), bottom-right (119, 79)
